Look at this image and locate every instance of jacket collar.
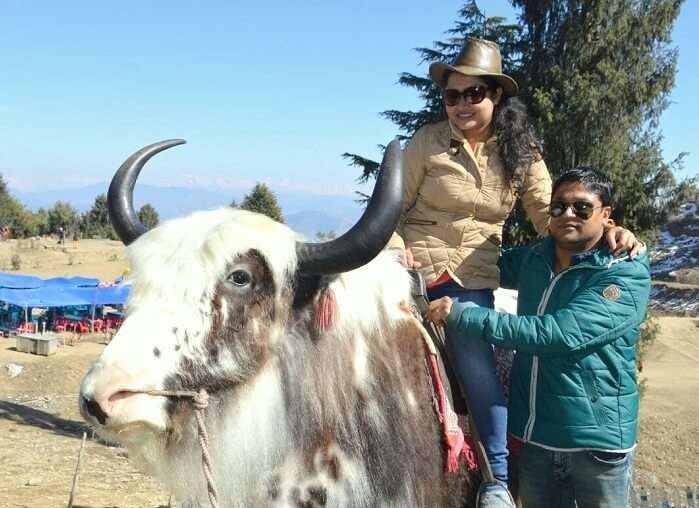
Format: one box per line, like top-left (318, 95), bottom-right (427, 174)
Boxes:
top-left (531, 236), bottom-right (627, 270)
top-left (447, 119), bottom-right (497, 146)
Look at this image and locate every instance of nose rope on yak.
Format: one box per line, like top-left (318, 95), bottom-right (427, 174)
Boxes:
top-left (139, 388), bottom-right (220, 508)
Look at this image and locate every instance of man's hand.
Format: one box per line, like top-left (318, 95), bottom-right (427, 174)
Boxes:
top-left (427, 296), bottom-right (453, 325)
top-left (605, 226), bottom-right (644, 258)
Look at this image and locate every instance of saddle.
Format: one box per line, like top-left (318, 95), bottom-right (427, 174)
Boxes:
top-left (408, 270), bottom-right (495, 483)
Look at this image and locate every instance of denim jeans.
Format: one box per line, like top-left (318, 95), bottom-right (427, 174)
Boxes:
top-left (427, 281), bottom-right (509, 482)
top-left (517, 443), bottom-right (634, 508)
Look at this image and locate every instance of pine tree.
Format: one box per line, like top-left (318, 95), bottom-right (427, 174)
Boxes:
top-left (138, 204), bottom-right (160, 230)
top-left (0, 174), bottom-right (42, 238)
top-left (343, 1), bottom-right (522, 186)
top-left (512, 0), bottom-right (692, 242)
top-left (48, 201), bottom-right (80, 237)
top-left (344, 0), bottom-right (692, 245)
top-left (82, 194), bottom-right (116, 239)
top-left (240, 183), bottom-right (284, 223)
top-left (0, 174), bottom-right (9, 196)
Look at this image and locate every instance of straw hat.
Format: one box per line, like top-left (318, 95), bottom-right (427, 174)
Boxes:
top-left (429, 38), bottom-right (519, 97)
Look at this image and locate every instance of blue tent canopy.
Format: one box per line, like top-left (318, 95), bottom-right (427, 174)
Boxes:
top-left (67, 285), bottom-right (130, 306)
top-left (0, 286), bottom-right (92, 307)
top-left (44, 276), bottom-right (100, 287)
top-left (0, 272), bottom-right (129, 308)
top-left (0, 273), bottom-right (45, 289)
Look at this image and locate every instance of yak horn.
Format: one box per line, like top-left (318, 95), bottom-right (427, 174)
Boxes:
top-left (295, 138), bottom-right (404, 274)
top-left (108, 139), bottom-right (185, 245)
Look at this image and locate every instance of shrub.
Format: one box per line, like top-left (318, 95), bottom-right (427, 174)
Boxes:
top-left (636, 314), bottom-right (660, 399)
top-left (10, 254), bottom-right (21, 271)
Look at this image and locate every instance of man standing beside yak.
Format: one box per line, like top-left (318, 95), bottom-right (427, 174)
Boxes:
top-left (429, 167), bottom-right (651, 507)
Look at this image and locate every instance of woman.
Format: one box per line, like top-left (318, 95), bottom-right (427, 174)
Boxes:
top-left (389, 38), bottom-right (638, 507)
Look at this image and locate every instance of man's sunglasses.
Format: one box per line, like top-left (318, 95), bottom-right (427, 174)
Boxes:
top-left (442, 86), bottom-right (490, 106)
top-left (549, 201), bottom-right (603, 220)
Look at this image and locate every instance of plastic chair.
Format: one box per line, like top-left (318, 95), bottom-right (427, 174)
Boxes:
top-left (17, 322), bottom-right (34, 334)
top-left (53, 317), bottom-right (68, 333)
top-left (92, 319), bottom-right (104, 332)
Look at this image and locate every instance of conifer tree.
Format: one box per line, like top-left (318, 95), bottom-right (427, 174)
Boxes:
top-left (0, 174), bottom-right (38, 237)
top-left (82, 194), bottom-right (117, 239)
top-left (240, 183), bottom-right (284, 223)
top-left (345, 0), bottom-right (692, 245)
top-left (344, 1), bottom-right (521, 185)
top-left (512, 0), bottom-right (692, 241)
top-left (48, 201), bottom-right (80, 237)
top-left (138, 204), bottom-right (160, 230)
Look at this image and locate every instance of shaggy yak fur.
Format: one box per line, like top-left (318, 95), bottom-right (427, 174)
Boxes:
top-left (80, 208), bottom-right (477, 507)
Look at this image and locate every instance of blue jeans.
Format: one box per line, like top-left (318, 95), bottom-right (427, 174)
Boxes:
top-left (517, 443), bottom-right (634, 508)
top-left (427, 281), bottom-right (508, 482)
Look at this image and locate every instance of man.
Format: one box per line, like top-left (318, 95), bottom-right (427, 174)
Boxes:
top-left (428, 167), bottom-right (650, 508)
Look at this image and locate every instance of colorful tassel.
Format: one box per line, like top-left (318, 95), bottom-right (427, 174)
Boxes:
top-left (315, 287), bottom-right (338, 333)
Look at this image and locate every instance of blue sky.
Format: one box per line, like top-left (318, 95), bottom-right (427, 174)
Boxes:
top-left (1, 0), bottom-right (697, 199)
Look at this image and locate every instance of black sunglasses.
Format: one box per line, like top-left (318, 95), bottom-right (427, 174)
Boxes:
top-left (549, 201), bottom-right (603, 220)
top-left (442, 85), bottom-right (490, 106)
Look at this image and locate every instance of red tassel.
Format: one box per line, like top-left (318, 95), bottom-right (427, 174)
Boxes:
top-left (463, 434), bottom-right (478, 473)
top-left (447, 448), bottom-right (459, 473)
top-left (315, 288), bottom-right (337, 333)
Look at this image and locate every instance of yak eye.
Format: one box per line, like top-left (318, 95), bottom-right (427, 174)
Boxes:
top-left (228, 269), bottom-right (252, 287)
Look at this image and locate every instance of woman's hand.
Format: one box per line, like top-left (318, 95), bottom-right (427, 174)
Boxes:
top-left (427, 296), bottom-right (453, 325)
top-left (604, 225), bottom-right (645, 258)
top-left (397, 248), bottom-right (422, 269)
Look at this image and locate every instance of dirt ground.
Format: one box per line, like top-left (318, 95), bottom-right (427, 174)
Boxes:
top-left (0, 239), bottom-right (696, 506)
top-left (0, 238), bottom-right (128, 282)
top-left (0, 337), bottom-right (169, 508)
top-left (633, 316), bottom-right (699, 490)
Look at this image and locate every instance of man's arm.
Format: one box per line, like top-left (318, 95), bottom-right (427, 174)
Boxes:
top-left (448, 260), bottom-right (651, 357)
top-left (497, 244), bottom-right (533, 290)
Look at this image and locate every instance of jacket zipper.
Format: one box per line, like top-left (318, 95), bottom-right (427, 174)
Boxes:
top-left (521, 247), bottom-right (630, 440)
top-left (523, 264), bottom-right (589, 441)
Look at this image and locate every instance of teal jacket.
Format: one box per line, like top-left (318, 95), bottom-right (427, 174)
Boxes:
top-left (447, 237), bottom-right (651, 451)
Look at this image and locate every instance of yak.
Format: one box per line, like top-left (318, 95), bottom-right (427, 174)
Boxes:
top-left (79, 139), bottom-right (477, 507)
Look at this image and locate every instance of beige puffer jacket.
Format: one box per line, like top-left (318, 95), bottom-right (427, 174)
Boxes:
top-left (388, 120), bottom-right (552, 289)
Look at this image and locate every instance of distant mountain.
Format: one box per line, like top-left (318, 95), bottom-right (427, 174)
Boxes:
top-left (14, 183), bottom-right (364, 239)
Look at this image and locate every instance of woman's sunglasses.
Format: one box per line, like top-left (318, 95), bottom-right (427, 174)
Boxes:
top-left (442, 86), bottom-right (489, 106)
top-left (549, 201), bottom-right (603, 220)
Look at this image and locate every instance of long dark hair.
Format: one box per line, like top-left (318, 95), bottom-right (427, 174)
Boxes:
top-left (491, 92), bottom-right (543, 194)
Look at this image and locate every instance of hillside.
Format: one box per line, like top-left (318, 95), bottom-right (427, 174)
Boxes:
top-left (649, 199), bottom-right (699, 316)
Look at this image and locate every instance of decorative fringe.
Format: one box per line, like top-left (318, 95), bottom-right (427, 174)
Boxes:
top-left (428, 355), bottom-right (466, 473)
top-left (315, 287), bottom-right (338, 333)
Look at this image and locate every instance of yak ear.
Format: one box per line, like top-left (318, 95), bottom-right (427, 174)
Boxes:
top-left (292, 273), bottom-right (324, 310)
top-left (292, 273), bottom-right (340, 309)
top-left (291, 274), bottom-right (340, 335)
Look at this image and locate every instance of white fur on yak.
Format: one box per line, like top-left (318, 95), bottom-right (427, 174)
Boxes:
top-left (80, 208), bottom-right (475, 507)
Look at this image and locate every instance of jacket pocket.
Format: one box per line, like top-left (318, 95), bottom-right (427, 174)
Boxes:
top-left (581, 370), bottom-right (608, 426)
top-left (586, 451), bottom-right (629, 467)
top-left (405, 217), bottom-right (438, 226)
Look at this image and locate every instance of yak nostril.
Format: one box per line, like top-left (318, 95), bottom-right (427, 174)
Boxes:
top-left (82, 396), bottom-right (108, 425)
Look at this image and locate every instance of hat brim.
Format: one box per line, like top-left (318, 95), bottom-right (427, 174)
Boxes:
top-left (429, 62), bottom-right (519, 97)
